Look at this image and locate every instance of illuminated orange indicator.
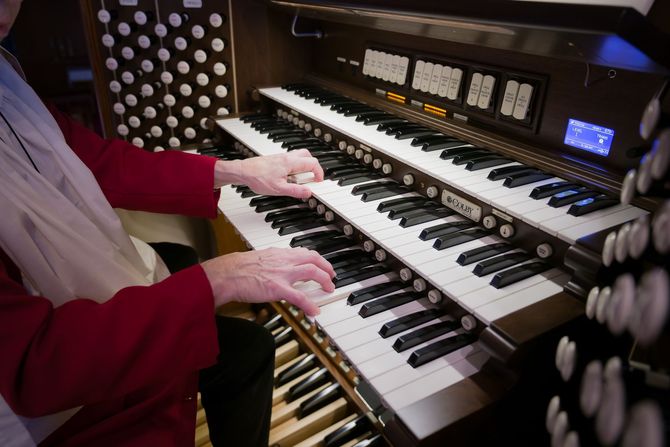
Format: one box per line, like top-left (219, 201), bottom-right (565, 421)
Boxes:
top-left (423, 103), bottom-right (447, 118)
top-left (386, 91), bottom-right (406, 104)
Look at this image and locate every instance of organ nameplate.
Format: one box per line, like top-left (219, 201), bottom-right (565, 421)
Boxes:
top-left (441, 190), bottom-right (482, 221)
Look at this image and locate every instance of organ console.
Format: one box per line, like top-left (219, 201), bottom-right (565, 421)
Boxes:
top-left (80, 0), bottom-right (669, 446)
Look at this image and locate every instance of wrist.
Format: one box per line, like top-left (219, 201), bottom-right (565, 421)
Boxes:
top-left (213, 159), bottom-right (245, 188)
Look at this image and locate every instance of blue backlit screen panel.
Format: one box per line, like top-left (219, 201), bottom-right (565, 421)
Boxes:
top-left (563, 119), bottom-right (615, 157)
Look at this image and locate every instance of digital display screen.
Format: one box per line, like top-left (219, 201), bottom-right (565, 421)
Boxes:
top-left (563, 119), bottom-right (614, 157)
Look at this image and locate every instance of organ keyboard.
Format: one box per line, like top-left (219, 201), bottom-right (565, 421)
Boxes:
top-left (82, 0), bottom-right (669, 444)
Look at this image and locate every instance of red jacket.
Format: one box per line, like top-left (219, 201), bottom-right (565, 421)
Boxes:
top-left (0, 106), bottom-right (221, 446)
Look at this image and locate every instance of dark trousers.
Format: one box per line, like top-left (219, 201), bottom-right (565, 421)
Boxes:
top-left (199, 316), bottom-right (275, 447)
top-left (150, 243), bottom-right (275, 447)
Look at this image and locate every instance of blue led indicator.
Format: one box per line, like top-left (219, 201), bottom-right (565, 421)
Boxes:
top-left (563, 119), bottom-right (614, 157)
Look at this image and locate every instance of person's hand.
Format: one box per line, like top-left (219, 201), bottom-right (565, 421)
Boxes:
top-left (214, 149), bottom-right (324, 199)
top-left (200, 247), bottom-right (335, 316)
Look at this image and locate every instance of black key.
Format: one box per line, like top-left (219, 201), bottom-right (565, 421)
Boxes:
top-left (277, 136), bottom-right (308, 146)
top-left (472, 251), bottom-right (532, 276)
top-left (264, 204), bottom-right (310, 221)
top-left (323, 248), bottom-right (366, 263)
top-left (425, 139), bottom-right (473, 152)
top-left (344, 107), bottom-right (377, 117)
top-left (400, 207), bottom-right (454, 227)
top-left (273, 132), bottom-right (307, 143)
top-left (311, 237), bottom-right (355, 255)
top-left (433, 228), bottom-right (489, 250)
top-left (278, 219), bottom-right (328, 235)
top-left (338, 172), bottom-right (384, 186)
top-left (385, 123), bottom-right (423, 136)
top-left (548, 188), bottom-right (599, 208)
top-left (457, 242), bottom-right (513, 265)
top-left (240, 113), bottom-right (272, 122)
top-left (567, 195), bottom-right (619, 216)
top-left (354, 111), bottom-right (385, 121)
top-left (263, 313), bottom-right (282, 331)
top-left (334, 264), bottom-right (384, 283)
top-left (411, 134), bottom-right (453, 147)
top-left (283, 138), bottom-right (323, 150)
top-left (529, 181), bottom-right (578, 199)
top-left (335, 266), bottom-right (389, 287)
top-left (490, 261), bottom-right (552, 288)
top-left (241, 189), bottom-right (259, 198)
top-left (439, 146), bottom-right (480, 159)
top-left (257, 124), bottom-right (292, 133)
top-left (377, 196), bottom-right (425, 212)
top-left (419, 220), bottom-right (476, 240)
top-left (408, 334), bottom-right (474, 368)
top-left (267, 208), bottom-right (314, 225)
top-left (331, 101), bottom-right (361, 112)
top-left (395, 128), bottom-right (436, 140)
top-left (376, 120), bottom-right (409, 131)
top-left (388, 202), bottom-right (440, 220)
top-left (330, 253), bottom-right (375, 270)
top-left (359, 291), bottom-right (423, 317)
top-left (275, 214), bottom-right (324, 230)
top-left (452, 151), bottom-right (494, 165)
top-left (274, 326), bottom-right (293, 346)
top-left (379, 308), bottom-right (448, 338)
top-left (328, 166), bottom-right (371, 179)
top-left (503, 172), bottom-right (553, 188)
top-left (323, 414), bottom-right (372, 447)
top-left (363, 185), bottom-right (412, 202)
top-left (267, 128), bottom-right (302, 138)
top-left (334, 257), bottom-right (379, 275)
top-left (287, 368), bottom-right (329, 402)
top-left (256, 198), bottom-right (303, 212)
top-left (253, 122), bottom-right (289, 132)
top-left (314, 94), bottom-right (343, 105)
top-left (393, 320), bottom-right (460, 352)
top-left (291, 230), bottom-right (342, 247)
top-left (351, 180), bottom-right (398, 195)
top-left (347, 281), bottom-right (407, 305)
top-left (320, 97), bottom-right (353, 106)
top-left (298, 383), bottom-right (341, 418)
top-left (276, 353), bottom-right (317, 386)
top-left (466, 156), bottom-right (511, 171)
top-left (356, 112), bottom-right (389, 122)
top-left (487, 165), bottom-right (537, 181)
top-left (363, 116), bottom-right (402, 126)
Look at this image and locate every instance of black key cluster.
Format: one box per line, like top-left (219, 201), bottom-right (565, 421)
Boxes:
top-left (278, 83), bottom-right (621, 218)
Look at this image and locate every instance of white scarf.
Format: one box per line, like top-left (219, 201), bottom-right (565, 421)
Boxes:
top-left (0, 51), bottom-right (169, 445)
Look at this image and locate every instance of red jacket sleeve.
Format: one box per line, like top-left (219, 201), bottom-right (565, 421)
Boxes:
top-left (0, 257), bottom-right (219, 418)
top-left (47, 104), bottom-right (221, 218)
